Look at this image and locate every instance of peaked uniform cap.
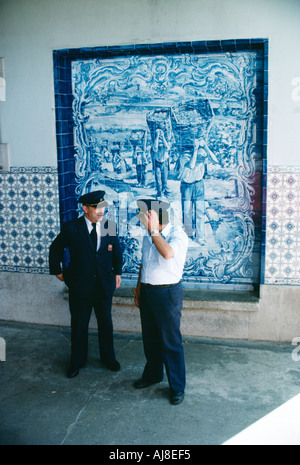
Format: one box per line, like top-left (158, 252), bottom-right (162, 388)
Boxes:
top-left (78, 190), bottom-right (108, 207)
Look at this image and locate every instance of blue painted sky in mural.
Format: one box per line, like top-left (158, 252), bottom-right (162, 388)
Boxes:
top-left (72, 52), bottom-right (262, 289)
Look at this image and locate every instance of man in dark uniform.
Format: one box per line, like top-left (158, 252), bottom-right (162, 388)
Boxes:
top-left (49, 190), bottom-right (123, 378)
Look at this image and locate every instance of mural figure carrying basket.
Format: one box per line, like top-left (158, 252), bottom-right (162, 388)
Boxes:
top-left (146, 109), bottom-right (172, 197)
top-left (146, 108), bottom-right (173, 144)
top-left (130, 130), bottom-right (148, 187)
top-left (170, 98), bottom-right (215, 242)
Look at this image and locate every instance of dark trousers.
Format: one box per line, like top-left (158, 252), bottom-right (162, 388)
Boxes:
top-left (68, 280), bottom-right (115, 369)
top-left (139, 282), bottom-right (186, 393)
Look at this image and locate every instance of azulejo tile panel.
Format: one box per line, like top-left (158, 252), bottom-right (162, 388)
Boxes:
top-left (265, 166), bottom-right (300, 285)
top-left (54, 40), bottom-right (268, 291)
top-left (0, 167), bottom-right (60, 273)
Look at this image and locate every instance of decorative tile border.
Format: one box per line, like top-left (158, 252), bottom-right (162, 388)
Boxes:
top-left (0, 167), bottom-right (60, 273)
top-left (265, 166), bottom-right (300, 285)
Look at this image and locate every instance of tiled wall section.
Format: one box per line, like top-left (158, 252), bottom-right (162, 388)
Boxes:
top-left (0, 167), bottom-right (60, 273)
top-left (0, 164), bottom-right (300, 286)
top-left (265, 166), bottom-right (300, 285)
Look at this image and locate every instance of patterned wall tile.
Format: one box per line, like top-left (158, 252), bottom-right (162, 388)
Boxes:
top-left (265, 166), bottom-right (300, 285)
top-left (1, 163), bottom-right (299, 286)
top-left (0, 167), bottom-right (60, 273)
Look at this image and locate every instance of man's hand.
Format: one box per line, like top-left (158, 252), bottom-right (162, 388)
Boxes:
top-left (56, 274), bottom-right (64, 282)
top-left (115, 275), bottom-right (121, 289)
top-left (147, 210), bottom-right (160, 234)
top-left (133, 287), bottom-right (140, 308)
top-left (140, 210), bottom-right (160, 234)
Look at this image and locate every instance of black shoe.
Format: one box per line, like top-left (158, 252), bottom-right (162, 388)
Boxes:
top-left (133, 379), bottom-right (161, 389)
top-left (67, 367), bottom-right (80, 378)
top-left (171, 391), bottom-right (185, 405)
top-left (101, 359), bottom-right (121, 372)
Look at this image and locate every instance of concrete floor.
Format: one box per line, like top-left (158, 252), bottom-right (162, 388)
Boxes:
top-left (0, 320), bottom-right (300, 446)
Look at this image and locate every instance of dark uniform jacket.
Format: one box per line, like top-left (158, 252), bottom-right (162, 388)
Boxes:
top-left (49, 215), bottom-right (123, 298)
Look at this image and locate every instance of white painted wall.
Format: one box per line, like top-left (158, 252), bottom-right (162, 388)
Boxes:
top-left (1, 0), bottom-right (300, 341)
top-left (0, 0), bottom-right (300, 167)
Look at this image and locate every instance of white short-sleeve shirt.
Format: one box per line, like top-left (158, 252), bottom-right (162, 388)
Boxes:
top-left (140, 223), bottom-right (188, 285)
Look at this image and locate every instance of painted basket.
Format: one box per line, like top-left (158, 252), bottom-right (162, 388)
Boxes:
top-left (129, 130), bottom-right (146, 148)
top-left (170, 98), bottom-right (214, 150)
top-left (146, 108), bottom-right (173, 143)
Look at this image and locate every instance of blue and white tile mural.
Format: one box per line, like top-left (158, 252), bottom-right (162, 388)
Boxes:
top-left (69, 48), bottom-right (265, 290)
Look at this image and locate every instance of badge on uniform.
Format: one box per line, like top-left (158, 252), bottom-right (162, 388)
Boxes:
top-left (108, 244), bottom-right (113, 252)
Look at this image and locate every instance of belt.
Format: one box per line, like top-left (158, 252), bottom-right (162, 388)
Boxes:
top-left (141, 282), bottom-right (179, 289)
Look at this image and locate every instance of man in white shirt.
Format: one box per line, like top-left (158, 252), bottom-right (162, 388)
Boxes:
top-left (133, 198), bottom-right (188, 405)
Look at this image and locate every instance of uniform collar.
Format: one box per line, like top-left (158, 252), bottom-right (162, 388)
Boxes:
top-left (84, 216), bottom-right (101, 229)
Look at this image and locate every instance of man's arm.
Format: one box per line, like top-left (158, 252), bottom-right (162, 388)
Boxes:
top-left (150, 231), bottom-right (174, 260)
top-left (187, 139), bottom-right (200, 170)
top-left (142, 210), bottom-right (174, 260)
top-left (49, 226), bottom-right (68, 282)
